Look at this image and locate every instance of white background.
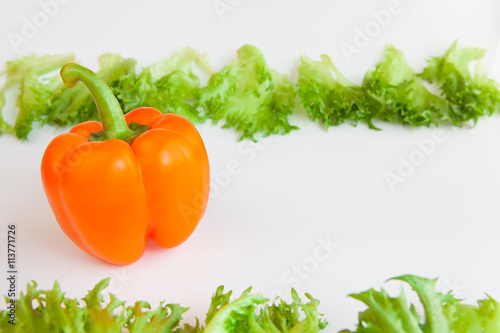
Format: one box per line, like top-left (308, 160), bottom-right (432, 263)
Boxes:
top-left (1, 0), bottom-right (500, 331)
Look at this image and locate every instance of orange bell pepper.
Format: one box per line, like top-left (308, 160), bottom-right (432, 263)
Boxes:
top-left (41, 63), bottom-right (210, 265)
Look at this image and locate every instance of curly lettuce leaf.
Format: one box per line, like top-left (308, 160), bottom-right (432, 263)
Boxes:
top-left (362, 45), bottom-right (449, 127)
top-left (81, 278), bottom-right (130, 332)
top-left (204, 286), bottom-right (326, 333)
top-left (146, 46), bottom-right (213, 83)
top-left (0, 53), bottom-right (75, 137)
top-left (110, 47), bottom-right (211, 124)
top-left (204, 286), bottom-right (268, 332)
top-left (297, 54), bottom-right (381, 130)
top-left (3, 53), bottom-right (75, 84)
top-left (419, 41), bottom-right (500, 125)
top-left (342, 275), bottom-right (500, 333)
top-left (14, 74), bottom-right (49, 140)
top-left (255, 289), bottom-right (328, 332)
top-left (0, 279), bottom-right (326, 332)
top-left (125, 301), bottom-right (189, 332)
top-left (200, 44), bottom-right (298, 141)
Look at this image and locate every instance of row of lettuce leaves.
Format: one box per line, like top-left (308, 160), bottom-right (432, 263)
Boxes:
top-left (0, 278), bottom-right (327, 332)
top-left (1, 275), bottom-right (499, 332)
top-left (297, 42), bottom-right (500, 131)
top-left (0, 42), bottom-right (499, 141)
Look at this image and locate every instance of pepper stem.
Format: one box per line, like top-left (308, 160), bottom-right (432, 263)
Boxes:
top-left (60, 63), bottom-right (136, 141)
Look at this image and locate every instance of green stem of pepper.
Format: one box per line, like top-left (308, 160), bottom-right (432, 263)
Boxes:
top-left (60, 63), bottom-right (136, 141)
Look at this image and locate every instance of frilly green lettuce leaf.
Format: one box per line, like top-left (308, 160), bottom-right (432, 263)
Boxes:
top-left (419, 41), bottom-right (500, 125)
top-left (0, 53), bottom-right (75, 138)
top-left (205, 286), bottom-right (268, 332)
top-left (82, 278), bottom-right (129, 332)
top-left (110, 47), bottom-right (212, 124)
top-left (125, 301), bottom-right (189, 332)
top-left (1, 52), bottom-right (74, 92)
top-left (297, 54), bottom-right (381, 130)
top-left (342, 275), bottom-right (500, 333)
top-left (204, 286), bottom-right (327, 332)
top-left (14, 72), bottom-right (55, 140)
top-left (200, 44), bottom-right (298, 141)
top-left (362, 45), bottom-right (449, 127)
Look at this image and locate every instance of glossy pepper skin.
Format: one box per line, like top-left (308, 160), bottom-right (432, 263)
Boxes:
top-left (41, 64), bottom-right (209, 265)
